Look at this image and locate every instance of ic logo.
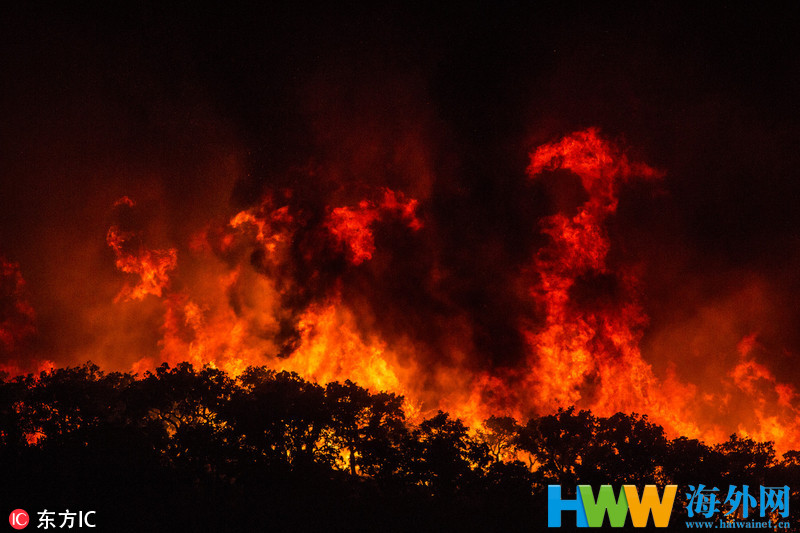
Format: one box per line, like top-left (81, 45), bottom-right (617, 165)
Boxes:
top-left (9, 509), bottom-right (29, 530)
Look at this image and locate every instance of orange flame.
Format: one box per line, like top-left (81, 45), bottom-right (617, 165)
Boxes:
top-left (730, 335), bottom-right (800, 446)
top-left (104, 135), bottom-right (800, 452)
top-left (0, 257), bottom-right (36, 353)
top-left (326, 188), bottom-right (422, 265)
top-left (0, 257), bottom-right (54, 377)
top-left (516, 129), bottom-right (800, 451)
top-left (6, 131), bottom-right (798, 454)
top-left (525, 128), bottom-right (663, 413)
top-left (107, 221), bottom-right (178, 302)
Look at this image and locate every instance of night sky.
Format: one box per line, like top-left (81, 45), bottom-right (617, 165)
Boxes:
top-left (2, 3), bottom-right (800, 399)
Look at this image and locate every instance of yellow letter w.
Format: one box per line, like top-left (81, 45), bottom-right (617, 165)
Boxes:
top-left (622, 485), bottom-right (677, 528)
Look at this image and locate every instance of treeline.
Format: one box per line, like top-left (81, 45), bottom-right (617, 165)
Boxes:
top-left (1, 363), bottom-right (798, 532)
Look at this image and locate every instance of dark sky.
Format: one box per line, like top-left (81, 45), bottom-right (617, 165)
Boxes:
top-left (2, 2), bottom-right (800, 386)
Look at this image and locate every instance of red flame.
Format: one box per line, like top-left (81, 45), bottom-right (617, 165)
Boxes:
top-left (0, 257), bottom-right (36, 353)
top-left (1, 257), bottom-right (54, 376)
top-left (106, 198), bottom-right (178, 302)
top-left (326, 188), bottom-right (422, 265)
top-left (96, 132), bottom-right (800, 451)
top-left (4, 129), bottom-right (799, 453)
top-left (521, 130), bottom-right (686, 425)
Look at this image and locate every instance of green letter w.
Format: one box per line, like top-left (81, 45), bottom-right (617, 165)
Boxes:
top-left (579, 485), bottom-right (629, 528)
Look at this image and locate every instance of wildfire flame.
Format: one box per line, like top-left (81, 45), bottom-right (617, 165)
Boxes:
top-left (326, 188), bottom-right (422, 265)
top-left (106, 197), bottom-right (178, 302)
top-left (3, 129), bottom-right (799, 453)
top-left (521, 129), bottom-right (697, 433)
top-left (0, 257), bottom-right (53, 377)
top-left (0, 257), bottom-right (36, 353)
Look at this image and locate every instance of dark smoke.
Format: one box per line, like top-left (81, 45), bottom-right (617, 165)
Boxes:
top-left (1, 3), bottom-right (800, 397)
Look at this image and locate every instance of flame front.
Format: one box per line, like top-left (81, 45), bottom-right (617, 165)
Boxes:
top-left (90, 131), bottom-right (800, 451)
top-left (3, 129), bottom-right (798, 453)
top-left (521, 130), bottom-right (698, 434)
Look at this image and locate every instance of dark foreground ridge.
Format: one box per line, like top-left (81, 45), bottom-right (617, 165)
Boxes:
top-left (2, 363), bottom-right (798, 532)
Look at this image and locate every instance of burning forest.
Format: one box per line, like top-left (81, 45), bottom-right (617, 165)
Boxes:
top-left (3, 127), bottom-right (799, 454)
top-left (3, 3), bottom-right (800, 530)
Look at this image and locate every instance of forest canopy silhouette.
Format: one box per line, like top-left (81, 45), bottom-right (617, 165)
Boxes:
top-left (2, 362), bottom-right (798, 532)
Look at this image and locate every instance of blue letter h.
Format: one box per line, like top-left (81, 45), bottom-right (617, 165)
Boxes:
top-left (548, 485), bottom-right (588, 527)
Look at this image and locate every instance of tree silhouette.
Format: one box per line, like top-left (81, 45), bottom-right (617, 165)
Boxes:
top-left (478, 415), bottom-right (520, 463)
top-left (591, 412), bottom-right (670, 485)
top-left (517, 406), bottom-right (596, 485)
top-left (227, 367), bottom-right (330, 469)
top-left (2, 362), bottom-right (798, 532)
top-left (325, 380), bottom-right (407, 478)
top-left (715, 433), bottom-right (776, 483)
